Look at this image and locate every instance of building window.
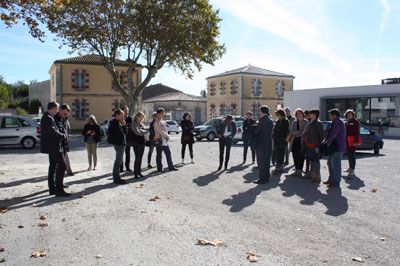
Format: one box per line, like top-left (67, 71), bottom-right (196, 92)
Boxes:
top-left (251, 79), bottom-right (262, 96)
top-left (71, 69), bottom-right (89, 90)
top-left (230, 103), bottom-right (238, 115)
top-left (252, 102), bottom-right (261, 118)
top-left (209, 82), bottom-right (216, 96)
top-left (275, 80), bottom-right (285, 97)
top-left (230, 79), bottom-right (238, 95)
top-left (220, 80), bottom-right (227, 96)
top-left (113, 71), bottom-right (128, 91)
top-left (219, 103), bottom-right (227, 115)
top-left (210, 103), bottom-right (216, 117)
top-left (72, 99), bottom-right (89, 120)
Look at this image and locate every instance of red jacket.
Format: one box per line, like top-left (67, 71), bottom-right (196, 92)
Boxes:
top-left (345, 118), bottom-right (360, 150)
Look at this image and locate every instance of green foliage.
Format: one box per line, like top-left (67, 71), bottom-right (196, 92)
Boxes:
top-left (16, 106), bottom-right (28, 115)
top-left (38, 0), bottom-right (225, 113)
top-left (0, 75), bottom-right (30, 110)
top-left (29, 98), bottom-right (42, 114)
top-left (0, 82), bottom-right (10, 108)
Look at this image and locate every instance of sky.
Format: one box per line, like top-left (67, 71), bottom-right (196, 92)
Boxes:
top-left (1, 0), bottom-right (400, 96)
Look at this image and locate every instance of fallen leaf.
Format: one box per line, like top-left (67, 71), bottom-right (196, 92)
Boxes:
top-left (62, 218), bottom-right (66, 222)
top-left (149, 196), bottom-right (161, 201)
top-left (0, 247), bottom-right (4, 252)
top-left (38, 222), bottom-right (48, 227)
top-left (135, 184), bottom-right (145, 189)
top-left (18, 225), bottom-right (24, 229)
top-left (295, 228), bottom-right (302, 231)
top-left (95, 254), bottom-right (103, 259)
top-left (371, 189), bottom-right (378, 193)
top-left (0, 258), bottom-right (5, 263)
top-left (196, 239), bottom-right (223, 247)
top-left (0, 208), bottom-right (8, 214)
top-left (141, 211), bottom-right (148, 213)
top-left (247, 252), bottom-right (261, 262)
top-left (30, 250), bottom-right (48, 258)
top-left (352, 257), bottom-right (365, 263)
top-left (380, 237), bottom-right (386, 241)
top-left (39, 214), bottom-right (48, 220)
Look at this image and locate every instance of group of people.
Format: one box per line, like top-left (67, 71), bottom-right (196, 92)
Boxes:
top-left (233, 106), bottom-right (360, 187)
top-left (40, 100), bottom-right (360, 197)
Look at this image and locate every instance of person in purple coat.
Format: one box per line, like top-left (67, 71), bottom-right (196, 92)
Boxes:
top-left (322, 108), bottom-right (346, 188)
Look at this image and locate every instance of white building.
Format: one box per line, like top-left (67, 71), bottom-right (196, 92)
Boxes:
top-left (284, 83), bottom-right (400, 137)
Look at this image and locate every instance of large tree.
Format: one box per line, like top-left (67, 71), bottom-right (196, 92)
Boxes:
top-left (16, 0), bottom-right (225, 114)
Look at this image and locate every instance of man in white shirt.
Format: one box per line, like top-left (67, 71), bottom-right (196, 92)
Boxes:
top-left (153, 108), bottom-right (178, 172)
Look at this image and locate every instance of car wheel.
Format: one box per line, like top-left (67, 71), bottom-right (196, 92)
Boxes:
top-left (373, 144), bottom-right (380, 155)
top-left (21, 137), bottom-right (36, 149)
top-left (207, 132), bottom-right (216, 141)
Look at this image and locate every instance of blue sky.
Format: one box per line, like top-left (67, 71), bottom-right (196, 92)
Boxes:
top-left (1, 0), bottom-right (400, 96)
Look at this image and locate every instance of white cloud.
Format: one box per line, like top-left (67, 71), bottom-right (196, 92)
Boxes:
top-left (214, 0), bottom-right (352, 71)
top-left (379, 0), bottom-right (391, 33)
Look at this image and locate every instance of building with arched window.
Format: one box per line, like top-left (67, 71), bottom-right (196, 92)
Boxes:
top-left (206, 65), bottom-right (294, 119)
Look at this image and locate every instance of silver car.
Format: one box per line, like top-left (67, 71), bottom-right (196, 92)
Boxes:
top-left (0, 115), bottom-right (41, 149)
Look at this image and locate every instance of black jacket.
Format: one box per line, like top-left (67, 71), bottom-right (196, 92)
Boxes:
top-left (254, 115), bottom-right (273, 151)
top-left (82, 123), bottom-right (102, 143)
top-left (273, 118), bottom-right (290, 144)
top-left (180, 119), bottom-right (195, 145)
top-left (107, 119), bottom-right (126, 146)
top-left (149, 120), bottom-right (156, 142)
top-left (242, 118), bottom-right (256, 141)
top-left (54, 113), bottom-right (70, 152)
top-left (125, 116), bottom-right (134, 142)
top-left (216, 121), bottom-right (236, 138)
top-left (40, 111), bottom-right (65, 154)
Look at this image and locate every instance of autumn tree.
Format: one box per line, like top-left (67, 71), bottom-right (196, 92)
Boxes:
top-left (27, 0), bottom-right (224, 114)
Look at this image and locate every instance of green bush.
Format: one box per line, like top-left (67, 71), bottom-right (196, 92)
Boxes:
top-left (16, 107), bottom-right (28, 115)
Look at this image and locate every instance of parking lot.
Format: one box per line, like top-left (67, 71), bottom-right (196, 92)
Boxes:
top-left (0, 135), bottom-right (399, 265)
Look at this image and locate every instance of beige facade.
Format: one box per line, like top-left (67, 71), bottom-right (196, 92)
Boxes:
top-left (206, 65), bottom-right (294, 119)
top-left (48, 55), bottom-right (142, 130)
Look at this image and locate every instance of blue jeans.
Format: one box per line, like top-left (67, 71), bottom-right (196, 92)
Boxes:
top-left (113, 145), bottom-right (126, 182)
top-left (327, 152), bottom-right (342, 186)
top-left (156, 145), bottom-right (174, 171)
top-left (305, 148), bottom-right (320, 175)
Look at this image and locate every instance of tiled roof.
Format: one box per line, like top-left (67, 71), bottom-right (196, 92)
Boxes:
top-left (54, 54), bottom-right (142, 67)
top-left (142, 83), bottom-right (181, 101)
top-left (143, 92), bottom-right (206, 103)
top-left (207, 65), bottom-right (294, 79)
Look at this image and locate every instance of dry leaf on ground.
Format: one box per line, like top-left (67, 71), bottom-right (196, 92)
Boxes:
top-left (247, 252), bottom-right (261, 262)
top-left (30, 250), bottom-right (48, 258)
top-left (0, 258), bottom-right (5, 263)
top-left (149, 196), bottom-right (161, 201)
top-left (371, 189), bottom-right (378, 193)
top-left (295, 228), bottom-right (302, 231)
top-left (18, 225), bottom-right (24, 229)
top-left (352, 257), bottom-right (365, 263)
top-left (196, 239), bottom-right (223, 247)
top-left (380, 237), bottom-right (386, 241)
top-left (38, 222), bottom-right (48, 227)
top-left (0, 247), bottom-right (4, 252)
top-left (39, 214), bottom-right (48, 220)
top-left (0, 208), bottom-right (8, 214)
top-left (135, 184), bottom-right (145, 189)
top-left (95, 254), bottom-right (103, 259)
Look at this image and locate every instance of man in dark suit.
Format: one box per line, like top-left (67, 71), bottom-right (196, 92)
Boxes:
top-left (216, 115), bottom-right (236, 171)
top-left (253, 105), bottom-right (274, 184)
top-left (40, 101), bottom-right (70, 196)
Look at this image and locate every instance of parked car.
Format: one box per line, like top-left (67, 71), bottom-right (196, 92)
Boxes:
top-left (32, 117), bottom-right (41, 125)
top-left (233, 121), bottom-right (243, 144)
top-left (0, 115), bottom-right (41, 149)
top-left (322, 121), bottom-right (384, 155)
top-left (194, 116), bottom-right (244, 141)
top-left (165, 120), bottom-right (182, 134)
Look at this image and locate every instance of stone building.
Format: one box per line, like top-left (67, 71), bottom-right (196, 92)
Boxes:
top-left (28, 80), bottom-right (52, 106)
top-left (142, 84), bottom-right (207, 125)
top-left (206, 65), bottom-right (295, 119)
top-left (48, 54), bottom-right (143, 130)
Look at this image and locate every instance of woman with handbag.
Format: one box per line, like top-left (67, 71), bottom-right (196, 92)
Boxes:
top-left (344, 109), bottom-right (361, 177)
top-left (303, 109), bottom-right (324, 182)
top-left (82, 115), bottom-right (102, 170)
top-left (286, 109), bottom-right (309, 178)
top-left (180, 113), bottom-right (195, 164)
top-left (131, 112), bottom-right (148, 179)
